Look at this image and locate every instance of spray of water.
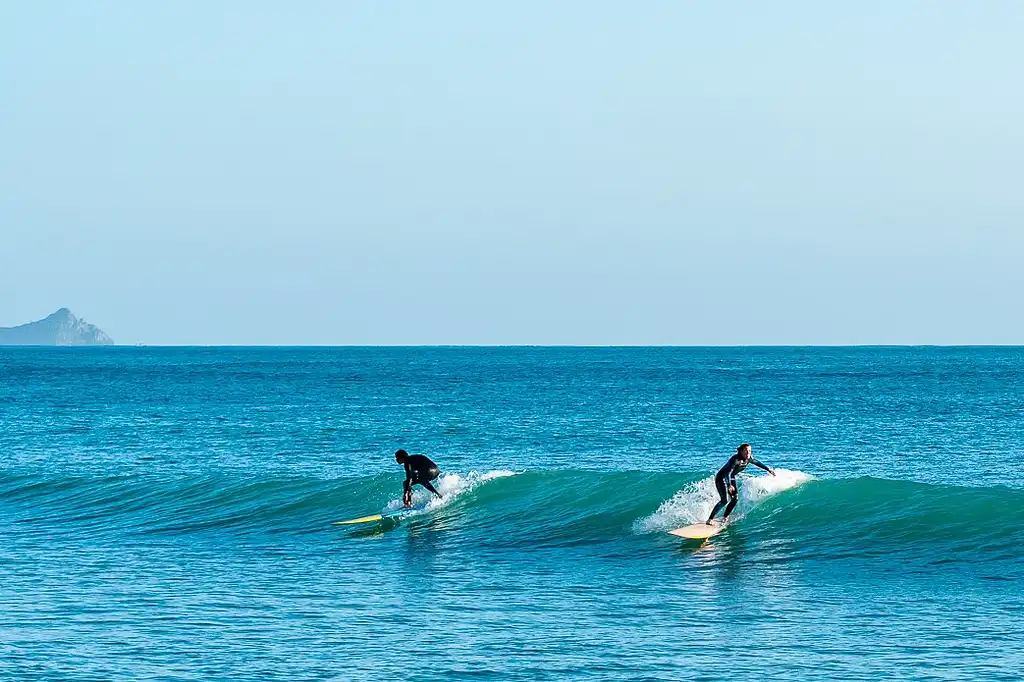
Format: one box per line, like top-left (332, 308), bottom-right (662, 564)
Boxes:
top-left (383, 470), bottom-right (518, 516)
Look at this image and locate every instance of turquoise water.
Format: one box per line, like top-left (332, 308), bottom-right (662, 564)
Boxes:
top-left (2, 347), bottom-right (1023, 680)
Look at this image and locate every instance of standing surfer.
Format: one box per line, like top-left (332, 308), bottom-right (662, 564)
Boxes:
top-left (395, 449), bottom-right (442, 507)
top-left (706, 443), bottom-right (775, 525)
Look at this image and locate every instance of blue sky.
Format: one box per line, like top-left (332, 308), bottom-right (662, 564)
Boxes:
top-left (2, 1), bottom-right (1021, 344)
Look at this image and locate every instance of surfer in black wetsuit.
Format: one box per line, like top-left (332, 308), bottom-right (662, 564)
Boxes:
top-left (706, 443), bottom-right (775, 525)
top-left (395, 449), bottom-right (442, 507)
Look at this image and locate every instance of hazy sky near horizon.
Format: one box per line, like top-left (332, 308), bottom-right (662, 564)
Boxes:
top-left (2, 1), bottom-right (1022, 344)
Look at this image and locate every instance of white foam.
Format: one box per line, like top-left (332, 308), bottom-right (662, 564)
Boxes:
top-left (634, 468), bottom-right (814, 534)
top-left (384, 470), bottom-right (517, 515)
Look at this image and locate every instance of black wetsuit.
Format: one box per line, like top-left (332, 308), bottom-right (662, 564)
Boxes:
top-left (707, 454), bottom-right (773, 523)
top-left (404, 454), bottom-right (442, 498)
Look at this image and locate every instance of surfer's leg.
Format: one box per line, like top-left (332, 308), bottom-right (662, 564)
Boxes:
top-left (707, 499), bottom-right (727, 523)
top-left (722, 488), bottom-right (739, 519)
top-left (707, 477), bottom-right (729, 523)
top-left (420, 479), bottom-right (442, 498)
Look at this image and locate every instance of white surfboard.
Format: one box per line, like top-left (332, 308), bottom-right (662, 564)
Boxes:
top-left (668, 522), bottom-right (725, 540)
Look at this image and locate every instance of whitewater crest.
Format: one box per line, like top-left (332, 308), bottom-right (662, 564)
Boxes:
top-left (634, 468), bottom-right (814, 533)
top-left (383, 470), bottom-right (518, 516)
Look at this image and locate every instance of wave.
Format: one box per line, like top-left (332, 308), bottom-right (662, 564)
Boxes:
top-left (2, 469), bottom-right (1023, 562)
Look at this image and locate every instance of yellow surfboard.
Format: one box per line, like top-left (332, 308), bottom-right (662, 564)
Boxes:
top-left (333, 504), bottom-right (427, 526)
top-left (334, 514), bottom-right (385, 525)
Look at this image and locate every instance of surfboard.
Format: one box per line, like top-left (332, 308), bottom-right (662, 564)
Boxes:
top-left (668, 522), bottom-right (725, 540)
top-left (334, 513), bottom-right (387, 525)
top-left (333, 505), bottom-right (427, 526)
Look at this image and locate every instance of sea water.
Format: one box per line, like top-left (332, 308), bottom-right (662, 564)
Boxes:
top-left (1, 347), bottom-right (1022, 680)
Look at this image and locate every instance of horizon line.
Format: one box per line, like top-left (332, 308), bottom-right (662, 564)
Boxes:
top-left (5, 343), bottom-right (1024, 349)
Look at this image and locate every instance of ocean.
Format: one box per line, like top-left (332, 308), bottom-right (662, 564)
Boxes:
top-left (2, 347), bottom-right (1022, 681)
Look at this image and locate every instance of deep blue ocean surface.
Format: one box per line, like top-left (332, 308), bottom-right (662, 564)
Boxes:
top-left (2, 347), bottom-right (1023, 680)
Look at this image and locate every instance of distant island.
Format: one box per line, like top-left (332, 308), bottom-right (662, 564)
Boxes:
top-left (0, 309), bottom-right (114, 346)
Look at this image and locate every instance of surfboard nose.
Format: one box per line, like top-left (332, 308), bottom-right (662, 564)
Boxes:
top-left (334, 514), bottom-right (384, 525)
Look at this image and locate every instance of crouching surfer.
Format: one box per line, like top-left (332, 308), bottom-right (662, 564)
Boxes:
top-left (395, 449), bottom-right (442, 507)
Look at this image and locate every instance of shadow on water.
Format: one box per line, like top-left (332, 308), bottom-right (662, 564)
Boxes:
top-left (673, 526), bottom-right (755, 584)
top-left (341, 523), bottom-right (392, 540)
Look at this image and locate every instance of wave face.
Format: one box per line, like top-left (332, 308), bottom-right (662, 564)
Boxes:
top-left (5, 469), bottom-right (1022, 567)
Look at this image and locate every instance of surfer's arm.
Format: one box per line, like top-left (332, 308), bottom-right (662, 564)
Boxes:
top-left (401, 474), bottom-right (413, 507)
top-left (751, 458), bottom-right (776, 476)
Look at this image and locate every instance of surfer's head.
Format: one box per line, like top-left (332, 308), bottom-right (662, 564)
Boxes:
top-left (394, 449), bottom-right (409, 463)
top-left (737, 443), bottom-right (752, 459)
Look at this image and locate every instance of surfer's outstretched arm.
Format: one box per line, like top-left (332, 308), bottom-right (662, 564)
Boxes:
top-left (750, 458), bottom-right (776, 476)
